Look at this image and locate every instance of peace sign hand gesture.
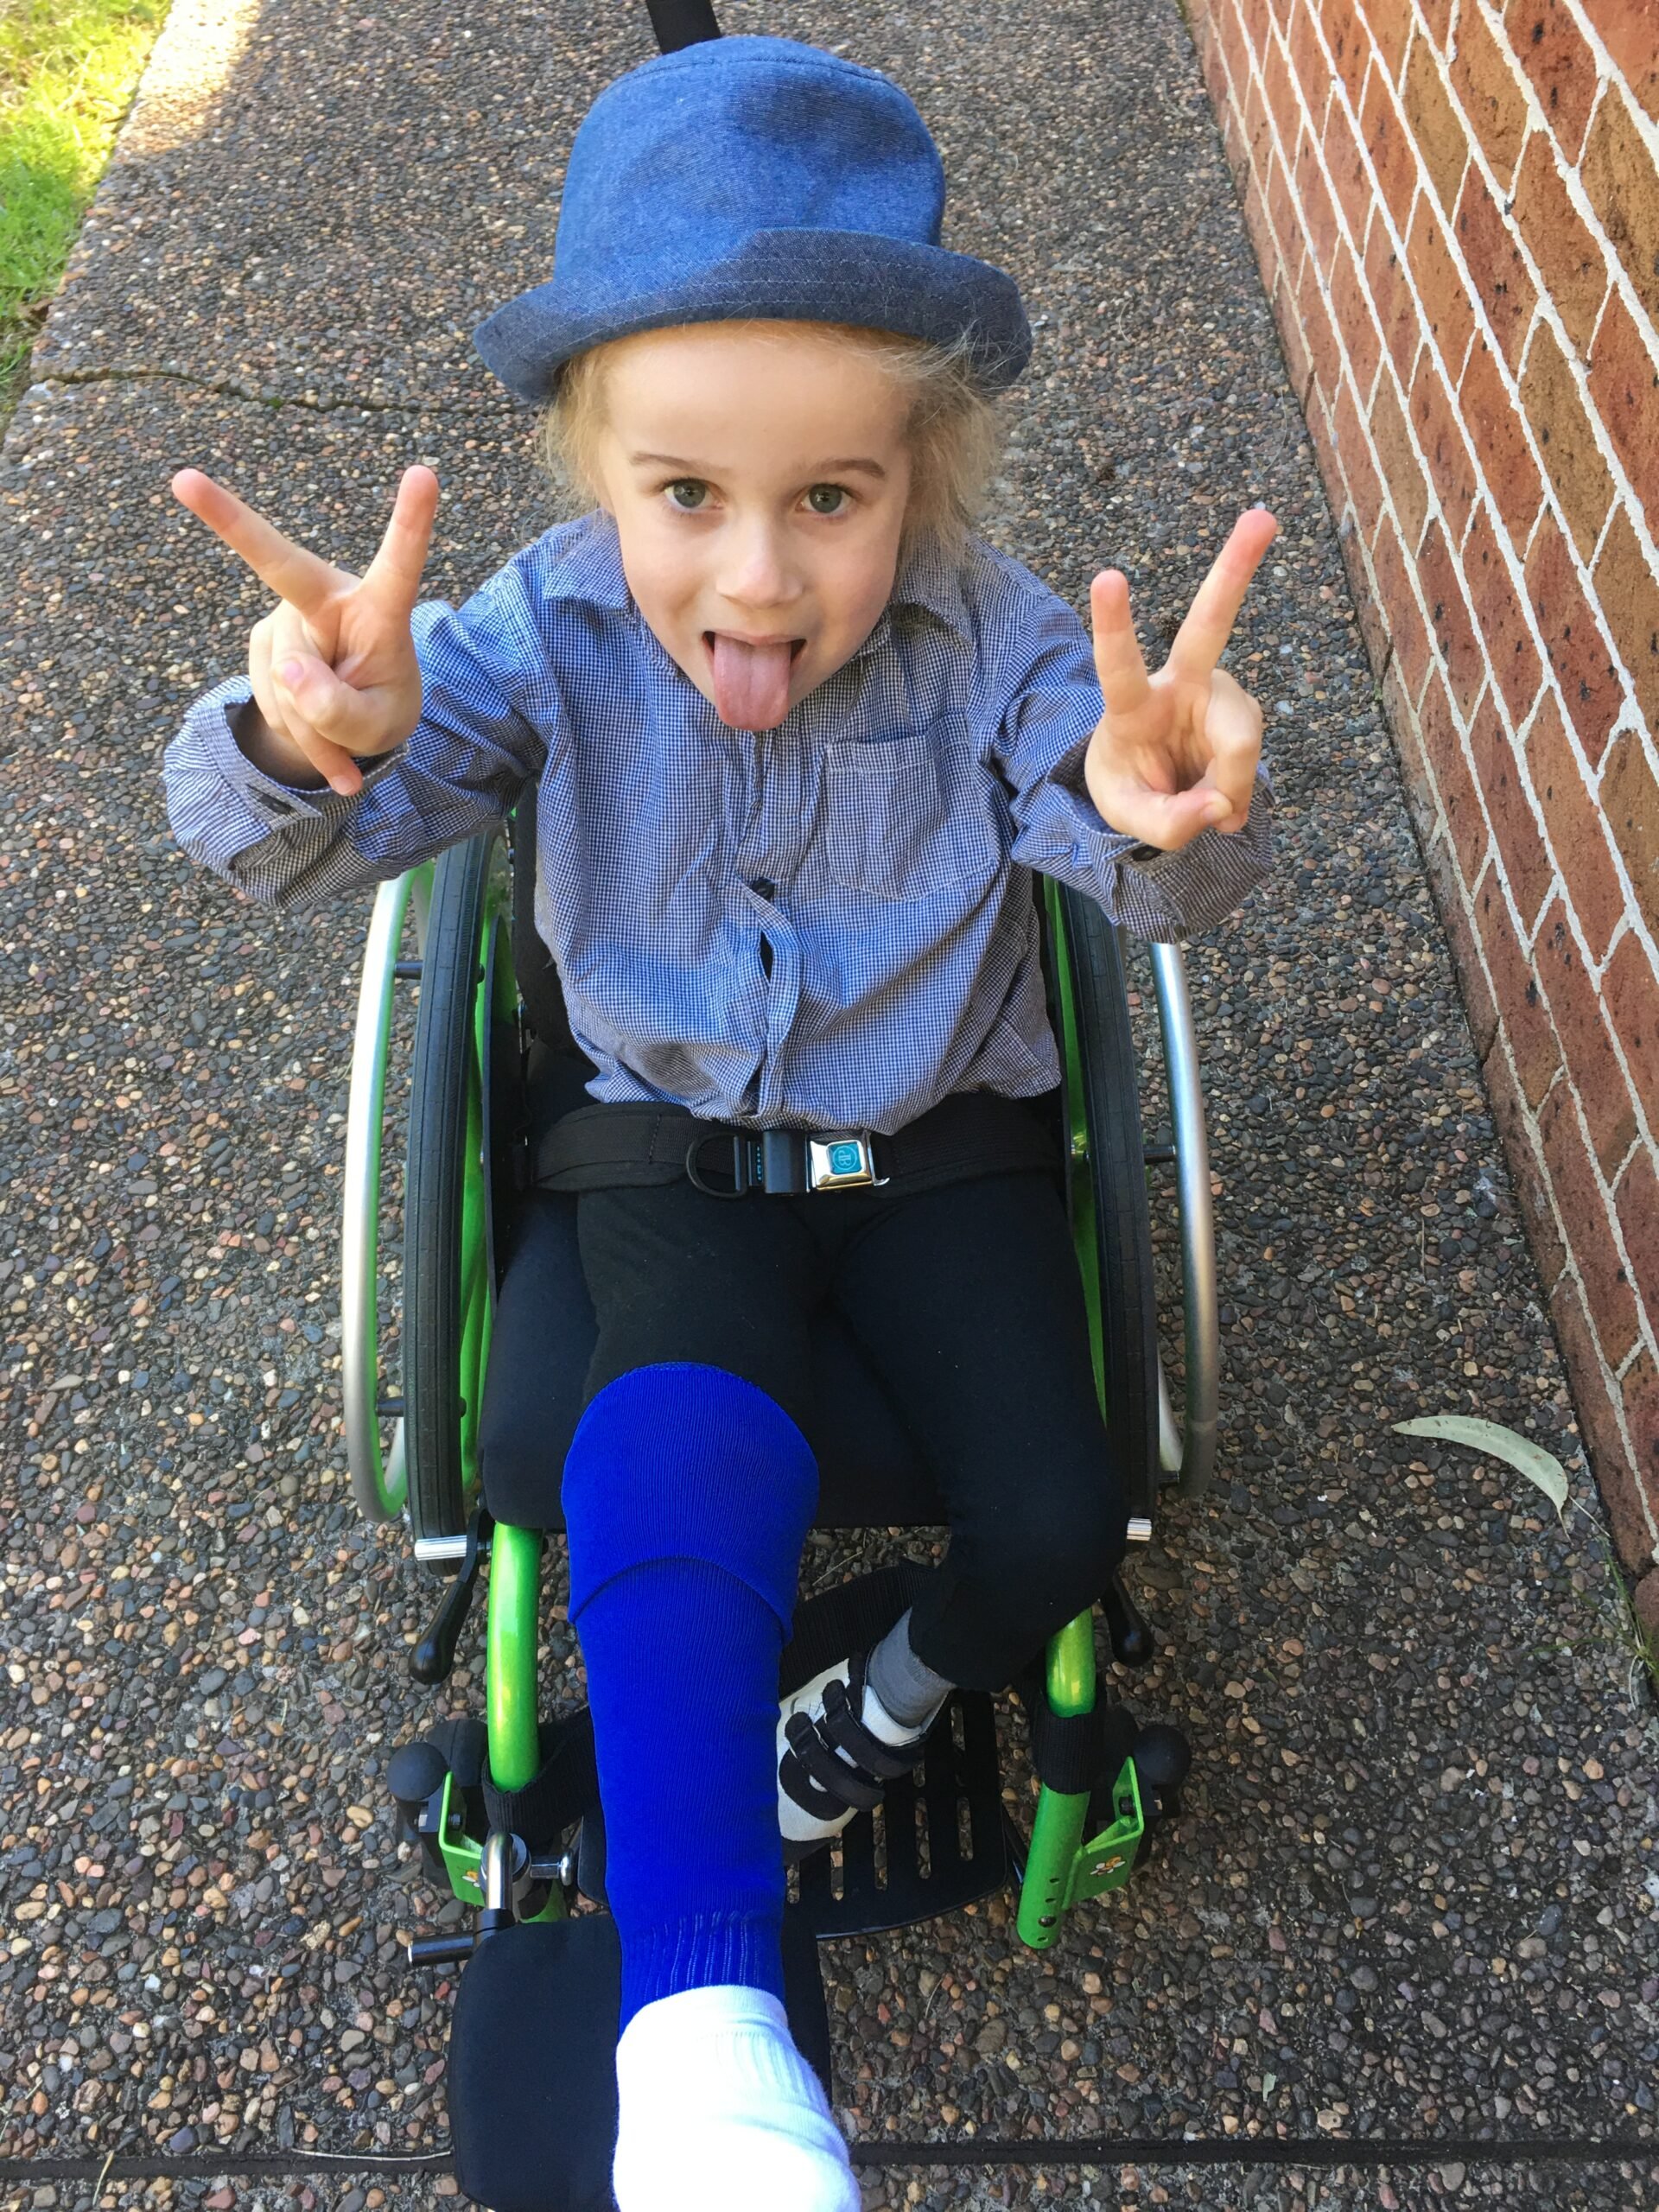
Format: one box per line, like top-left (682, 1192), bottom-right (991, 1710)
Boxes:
top-left (1084, 507), bottom-right (1278, 852)
top-left (170, 465), bottom-right (441, 798)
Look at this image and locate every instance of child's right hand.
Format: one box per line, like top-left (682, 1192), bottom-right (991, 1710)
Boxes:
top-left (170, 464), bottom-right (441, 797)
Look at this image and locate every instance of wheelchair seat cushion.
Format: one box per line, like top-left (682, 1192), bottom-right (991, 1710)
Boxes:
top-left (478, 1188), bottom-right (949, 1533)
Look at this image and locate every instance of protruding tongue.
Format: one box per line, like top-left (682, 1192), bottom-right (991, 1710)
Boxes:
top-left (710, 633), bottom-right (794, 730)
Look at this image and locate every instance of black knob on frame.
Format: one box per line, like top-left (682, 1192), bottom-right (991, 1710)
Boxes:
top-left (387, 1740), bottom-right (448, 1817)
top-left (1131, 1722), bottom-right (1192, 1822)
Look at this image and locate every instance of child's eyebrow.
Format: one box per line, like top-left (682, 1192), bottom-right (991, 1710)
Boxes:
top-left (629, 451), bottom-right (889, 481)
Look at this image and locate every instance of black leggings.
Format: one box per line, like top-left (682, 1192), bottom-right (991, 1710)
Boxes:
top-left (575, 1157), bottom-right (1128, 1692)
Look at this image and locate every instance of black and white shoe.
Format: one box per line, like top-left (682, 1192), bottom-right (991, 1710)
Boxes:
top-left (777, 1651), bottom-right (931, 1858)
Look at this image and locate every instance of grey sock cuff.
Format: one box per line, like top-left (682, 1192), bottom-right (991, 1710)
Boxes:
top-left (866, 1607), bottom-right (955, 1728)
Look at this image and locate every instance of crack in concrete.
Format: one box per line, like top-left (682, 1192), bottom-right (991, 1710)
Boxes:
top-left (23, 363), bottom-right (507, 419)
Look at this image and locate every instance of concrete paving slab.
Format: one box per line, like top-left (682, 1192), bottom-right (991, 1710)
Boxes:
top-left (1, 1), bottom-right (1656, 2208)
top-left (32, 0), bottom-right (639, 414)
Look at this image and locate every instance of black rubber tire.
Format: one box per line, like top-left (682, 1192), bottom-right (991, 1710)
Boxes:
top-left (1053, 884), bottom-right (1160, 1530)
top-left (404, 829), bottom-right (507, 1554)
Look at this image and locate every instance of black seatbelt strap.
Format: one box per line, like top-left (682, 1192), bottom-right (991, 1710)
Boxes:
top-left (533, 1089), bottom-right (1058, 1199)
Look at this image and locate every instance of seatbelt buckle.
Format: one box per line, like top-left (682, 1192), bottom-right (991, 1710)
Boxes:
top-left (806, 1132), bottom-right (887, 1192)
top-left (686, 1126), bottom-right (887, 1196)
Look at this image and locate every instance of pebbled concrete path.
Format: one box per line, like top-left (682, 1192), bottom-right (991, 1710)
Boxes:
top-left (1, 2), bottom-right (1656, 2207)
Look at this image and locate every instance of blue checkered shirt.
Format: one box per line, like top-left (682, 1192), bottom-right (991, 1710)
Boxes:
top-left (162, 511), bottom-right (1274, 1134)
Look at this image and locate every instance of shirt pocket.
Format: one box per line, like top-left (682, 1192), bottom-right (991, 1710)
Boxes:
top-left (819, 721), bottom-right (1004, 903)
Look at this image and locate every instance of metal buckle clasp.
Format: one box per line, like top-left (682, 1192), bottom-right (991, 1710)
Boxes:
top-left (806, 1132), bottom-right (886, 1192)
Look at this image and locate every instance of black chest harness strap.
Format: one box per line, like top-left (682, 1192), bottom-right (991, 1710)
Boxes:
top-left (533, 1087), bottom-right (1059, 1200)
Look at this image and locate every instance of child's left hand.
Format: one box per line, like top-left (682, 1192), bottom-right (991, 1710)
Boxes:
top-left (1084, 506), bottom-right (1278, 852)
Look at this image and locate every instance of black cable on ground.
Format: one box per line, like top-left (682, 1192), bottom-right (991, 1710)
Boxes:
top-left (848, 2135), bottom-right (1659, 2171)
top-left (0, 2135), bottom-right (1654, 2185)
top-left (0, 2152), bottom-right (454, 2183)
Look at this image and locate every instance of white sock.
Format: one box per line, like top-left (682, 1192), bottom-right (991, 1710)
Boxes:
top-left (613, 1983), bottom-right (860, 2212)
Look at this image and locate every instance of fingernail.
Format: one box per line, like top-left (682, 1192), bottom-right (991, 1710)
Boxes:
top-left (279, 658), bottom-right (302, 686)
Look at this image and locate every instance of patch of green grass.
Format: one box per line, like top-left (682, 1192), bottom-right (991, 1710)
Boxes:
top-left (1, 0), bottom-right (170, 433)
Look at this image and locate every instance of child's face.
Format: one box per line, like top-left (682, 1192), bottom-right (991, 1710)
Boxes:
top-left (590, 323), bottom-right (914, 729)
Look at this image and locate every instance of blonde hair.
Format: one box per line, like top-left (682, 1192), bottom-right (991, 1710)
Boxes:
top-left (533, 321), bottom-right (1003, 559)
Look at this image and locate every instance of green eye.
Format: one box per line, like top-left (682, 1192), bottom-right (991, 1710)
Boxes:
top-left (806, 484), bottom-right (848, 516)
top-left (667, 480), bottom-right (708, 511)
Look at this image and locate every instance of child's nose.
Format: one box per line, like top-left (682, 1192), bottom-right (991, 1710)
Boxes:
top-left (716, 522), bottom-right (798, 611)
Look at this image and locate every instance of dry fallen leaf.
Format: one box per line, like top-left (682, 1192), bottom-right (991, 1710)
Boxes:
top-left (1392, 1414), bottom-right (1567, 1520)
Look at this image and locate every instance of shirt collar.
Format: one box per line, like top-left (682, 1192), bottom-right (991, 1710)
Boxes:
top-left (543, 508), bottom-right (971, 651)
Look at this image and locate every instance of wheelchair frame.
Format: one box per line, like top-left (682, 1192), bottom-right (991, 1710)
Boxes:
top-left (339, 812), bottom-right (1218, 1952)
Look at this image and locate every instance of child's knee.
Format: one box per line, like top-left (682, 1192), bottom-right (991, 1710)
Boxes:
top-left (563, 1362), bottom-right (819, 1630)
top-left (997, 1484), bottom-right (1128, 1630)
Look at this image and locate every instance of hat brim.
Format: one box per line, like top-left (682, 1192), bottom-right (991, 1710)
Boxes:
top-left (471, 229), bottom-right (1032, 404)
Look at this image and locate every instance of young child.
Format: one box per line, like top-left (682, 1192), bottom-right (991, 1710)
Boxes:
top-left (163, 34), bottom-right (1275, 2211)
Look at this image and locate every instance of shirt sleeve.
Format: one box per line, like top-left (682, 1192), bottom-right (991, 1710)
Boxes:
top-left (158, 553), bottom-right (556, 914)
top-left (991, 582), bottom-right (1276, 943)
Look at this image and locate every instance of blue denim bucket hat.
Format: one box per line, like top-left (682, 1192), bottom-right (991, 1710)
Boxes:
top-left (471, 35), bottom-right (1031, 402)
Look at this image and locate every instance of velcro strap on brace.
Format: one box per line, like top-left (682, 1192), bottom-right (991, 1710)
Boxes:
top-left (781, 1713), bottom-right (887, 1813)
top-left (817, 1675), bottom-right (923, 1783)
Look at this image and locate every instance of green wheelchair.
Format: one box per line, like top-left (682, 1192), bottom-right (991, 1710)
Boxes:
top-left (340, 787), bottom-right (1220, 2207)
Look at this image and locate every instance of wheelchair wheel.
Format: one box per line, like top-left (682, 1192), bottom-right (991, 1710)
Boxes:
top-left (404, 826), bottom-right (518, 1560)
top-left (341, 863), bottom-right (430, 1524)
top-left (1045, 881), bottom-right (1160, 1533)
top-left (1144, 942), bottom-right (1219, 1498)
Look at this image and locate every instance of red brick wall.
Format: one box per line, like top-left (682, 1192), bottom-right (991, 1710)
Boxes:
top-left (1187, 0), bottom-right (1659, 1631)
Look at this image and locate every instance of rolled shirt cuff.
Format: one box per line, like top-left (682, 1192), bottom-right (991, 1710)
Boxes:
top-left (162, 676), bottom-right (410, 873)
top-left (1089, 766), bottom-right (1277, 941)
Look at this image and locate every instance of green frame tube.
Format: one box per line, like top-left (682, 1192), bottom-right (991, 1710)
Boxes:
top-left (470, 847), bottom-right (540, 1792)
top-left (1017, 1611), bottom-right (1098, 1948)
top-left (480, 1522), bottom-right (566, 1918)
top-left (486, 1521), bottom-right (543, 1792)
top-left (1014, 887), bottom-right (1122, 1951)
top-left (458, 884), bottom-right (513, 1496)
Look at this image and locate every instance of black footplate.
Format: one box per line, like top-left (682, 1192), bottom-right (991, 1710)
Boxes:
top-left (782, 1560), bottom-right (1010, 1938)
top-left (572, 1560), bottom-right (1008, 1938)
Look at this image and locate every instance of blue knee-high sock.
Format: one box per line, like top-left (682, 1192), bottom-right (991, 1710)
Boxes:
top-left (562, 1362), bottom-right (818, 2029)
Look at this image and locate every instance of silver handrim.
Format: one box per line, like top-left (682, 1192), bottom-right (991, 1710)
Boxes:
top-left (1148, 942), bottom-right (1219, 1499)
top-left (340, 867), bottom-right (429, 1522)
